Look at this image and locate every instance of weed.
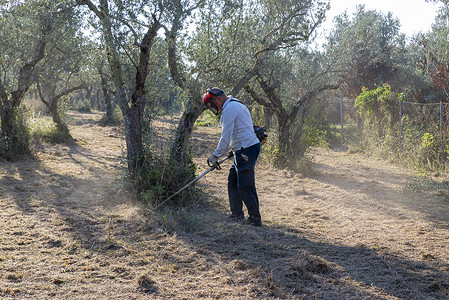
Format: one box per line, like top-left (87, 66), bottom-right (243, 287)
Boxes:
top-left (404, 174), bottom-right (449, 201)
top-left (156, 207), bottom-right (201, 233)
top-left (136, 150), bottom-right (197, 208)
top-left (6, 272), bottom-right (23, 282)
top-left (137, 274), bottom-right (157, 294)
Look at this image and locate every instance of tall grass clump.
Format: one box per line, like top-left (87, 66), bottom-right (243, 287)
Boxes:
top-left (30, 99), bottom-right (73, 144)
top-left (30, 119), bottom-right (72, 144)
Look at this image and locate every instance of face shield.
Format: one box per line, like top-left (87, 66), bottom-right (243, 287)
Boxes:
top-left (203, 93), bottom-right (220, 115)
top-left (205, 101), bottom-right (219, 115)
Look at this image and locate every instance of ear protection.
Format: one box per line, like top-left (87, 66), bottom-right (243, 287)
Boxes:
top-left (207, 88), bottom-right (224, 97)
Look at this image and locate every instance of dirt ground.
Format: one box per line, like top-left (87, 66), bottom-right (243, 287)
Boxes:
top-left (0, 111), bottom-right (448, 299)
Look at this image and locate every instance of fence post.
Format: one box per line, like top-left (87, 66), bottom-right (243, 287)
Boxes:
top-left (440, 100), bottom-right (445, 167)
top-left (399, 98), bottom-right (403, 154)
top-left (340, 97), bottom-right (344, 146)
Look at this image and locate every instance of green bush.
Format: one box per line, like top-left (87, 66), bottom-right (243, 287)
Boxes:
top-left (417, 130), bottom-right (447, 171)
top-left (355, 84), bottom-right (401, 128)
top-left (136, 151), bottom-right (197, 208)
top-left (349, 94), bottom-right (448, 173)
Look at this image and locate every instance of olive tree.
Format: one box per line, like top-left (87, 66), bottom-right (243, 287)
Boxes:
top-left (0, 1), bottom-right (58, 158)
top-left (167, 0), bottom-right (331, 166)
top-left (76, 0), bottom-right (162, 178)
top-left (325, 5), bottom-right (404, 98)
top-left (244, 48), bottom-right (342, 167)
top-left (34, 7), bottom-right (86, 138)
top-left (416, 4), bottom-right (449, 102)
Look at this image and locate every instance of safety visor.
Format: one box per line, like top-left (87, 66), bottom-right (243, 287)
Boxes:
top-left (203, 93), bottom-right (219, 115)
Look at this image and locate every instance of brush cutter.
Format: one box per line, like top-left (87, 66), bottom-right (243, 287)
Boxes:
top-left (153, 152), bottom-right (233, 210)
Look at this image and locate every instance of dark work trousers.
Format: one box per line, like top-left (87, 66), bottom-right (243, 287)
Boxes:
top-left (228, 143), bottom-right (261, 221)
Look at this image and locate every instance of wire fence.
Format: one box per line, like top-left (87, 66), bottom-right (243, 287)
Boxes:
top-left (330, 98), bottom-right (447, 163)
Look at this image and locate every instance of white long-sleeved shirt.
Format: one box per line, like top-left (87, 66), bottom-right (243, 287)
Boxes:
top-left (212, 96), bottom-right (260, 158)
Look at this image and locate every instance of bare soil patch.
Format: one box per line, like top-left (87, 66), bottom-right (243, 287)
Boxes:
top-left (0, 111), bottom-right (448, 299)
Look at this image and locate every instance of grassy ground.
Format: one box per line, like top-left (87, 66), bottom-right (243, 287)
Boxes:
top-left (0, 111), bottom-right (448, 299)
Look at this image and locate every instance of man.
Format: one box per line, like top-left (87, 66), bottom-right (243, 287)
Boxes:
top-left (202, 87), bottom-right (262, 226)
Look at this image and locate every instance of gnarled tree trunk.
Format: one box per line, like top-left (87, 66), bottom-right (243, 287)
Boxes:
top-left (98, 67), bottom-right (113, 118)
top-left (0, 40), bottom-right (46, 158)
top-left (36, 80), bottom-right (84, 136)
top-left (79, 0), bottom-right (160, 178)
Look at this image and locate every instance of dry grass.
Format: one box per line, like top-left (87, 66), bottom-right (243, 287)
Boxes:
top-left (0, 111), bottom-right (448, 299)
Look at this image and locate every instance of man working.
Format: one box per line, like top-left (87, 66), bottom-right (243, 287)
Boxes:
top-left (202, 87), bottom-right (262, 226)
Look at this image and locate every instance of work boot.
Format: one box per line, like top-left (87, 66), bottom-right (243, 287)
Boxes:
top-left (247, 217), bottom-right (262, 227)
top-left (229, 214), bottom-right (244, 222)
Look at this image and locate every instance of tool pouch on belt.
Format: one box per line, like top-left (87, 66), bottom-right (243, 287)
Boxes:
top-left (233, 144), bottom-right (260, 188)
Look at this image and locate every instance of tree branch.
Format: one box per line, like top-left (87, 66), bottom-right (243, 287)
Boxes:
top-left (36, 79), bottom-right (49, 107)
top-left (244, 84), bottom-right (275, 110)
top-left (231, 63), bottom-right (261, 96)
top-left (166, 15), bottom-right (186, 89)
top-left (52, 84), bottom-right (85, 104)
top-left (11, 39), bottom-right (46, 105)
top-left (256, 74), bottom-right (285, 114)
top-left (76, 0), bottom-right (102, 18)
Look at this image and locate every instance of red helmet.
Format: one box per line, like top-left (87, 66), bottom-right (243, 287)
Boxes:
top-left (202, 92), bottom-right (213, 104)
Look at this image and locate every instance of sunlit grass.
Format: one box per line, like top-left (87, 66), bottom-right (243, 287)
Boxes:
top-left (30, 118), bottom-right (72, 144)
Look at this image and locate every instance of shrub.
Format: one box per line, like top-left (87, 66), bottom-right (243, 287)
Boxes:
top-left (355, 84), bottom-right (401, 129)
top-left (418, 130), bottom-right (447, 171)
top-left (136, 151), bottom-right (197, 208)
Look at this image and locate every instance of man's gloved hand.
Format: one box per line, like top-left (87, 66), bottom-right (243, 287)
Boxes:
top-left (207, 155), bottom-right (219, 167)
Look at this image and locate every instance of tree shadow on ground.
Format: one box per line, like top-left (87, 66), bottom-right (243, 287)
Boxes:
top-left (2, 111), bottom-right (448, 299)
top-left (3, 152), bottom-right (447, 299)
top-left (177, 200), bottom-right (449, 299)
top-left (0, 143), bottom-right (123, 252)
top-left (311, 160), bottom-right (449, 230)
